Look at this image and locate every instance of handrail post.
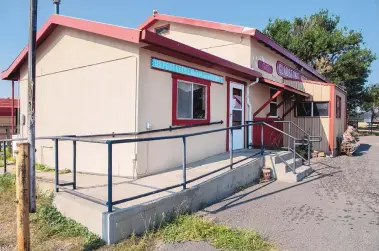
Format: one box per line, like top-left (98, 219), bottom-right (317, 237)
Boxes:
top-left (260, 124), bottom-right (264, 155)
top-left (246, 123), bottom-right (249, 149)
top-left (292, 139), bottom-right (296, 173)
top-left (107, 142), bottom-right (113, 213)
top-left (230, 128), bottom-right (233, 169)
top-left (182, 137), bottom-right (187, 189)
top-left (307, 135), bottom-right (311, 166)
top-left (54, 139), bottom-right (59, 192)
top-left (3, 141), bottom-right (7, 173)
top-left (288, 122), bottom-right (291, 151)
top-left (73, 140), bottom-right (77, 189)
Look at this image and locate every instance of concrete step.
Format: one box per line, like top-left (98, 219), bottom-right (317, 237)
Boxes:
top-left (264, 151), bottom-right (294, 168)
top-left (273, 158), bottom-right (303, 177)
top-left (277, 165), bottom-right (313, 183)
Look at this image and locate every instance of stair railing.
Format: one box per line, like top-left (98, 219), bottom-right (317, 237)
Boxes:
top-left (248, 120), bottom-right (322, 172)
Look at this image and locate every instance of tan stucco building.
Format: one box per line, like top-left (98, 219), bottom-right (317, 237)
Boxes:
top-left (139, 13), bottom-right (347, 155)
top-left (1, 13), bottom-right (346, 178)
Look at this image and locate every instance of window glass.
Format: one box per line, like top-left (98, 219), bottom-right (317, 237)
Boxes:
top-left (270, 103), bottom-right (278, 117)
top-left (155, 25), bottom-right (170, 35)
top-left (297, 102), bottom-right (312, 116)
top-left (232, 110), bottom-right (242, 126)
top-left (270, 88), bottom-right (278, 103)
top-left (177, 81), bottom-right (192, 119)
top-left (269, 88), bottom-right (278, 117)
top-left (193, 84), bottom-right (206, 119)
top-left (177, 81), bottom-right (206, 120)
top-left (313, 102), bottom-right (329, 117)
top-left (232, 88), bottom-right (242, 109)
top-left (336, 96), bottom-right (341, 118)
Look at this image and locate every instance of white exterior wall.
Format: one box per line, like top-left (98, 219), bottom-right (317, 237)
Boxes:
top-left (18, 26), bottom-right (139, 177)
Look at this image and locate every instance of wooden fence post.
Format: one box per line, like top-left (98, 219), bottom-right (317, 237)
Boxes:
top-left (16, 143), bottom-right (30, 251)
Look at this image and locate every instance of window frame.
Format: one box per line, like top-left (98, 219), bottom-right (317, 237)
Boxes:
top-left (336, 95), bottom-right (342, 119)
top-left (269, 88), bottom-right (278, 118)
top-left (296, 101), bottom-right (330, 117)
top-left (172, 74), bottom-right (211, 126)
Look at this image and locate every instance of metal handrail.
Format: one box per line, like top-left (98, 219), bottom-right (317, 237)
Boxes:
top-left (1, 121), bottom-right (224, 143)
top-left (51, 121), bottom-right (305, 212)
top-left (247, 120), bottom-right (322, 173)
top-left (5, 119), bottom-right (319, 212)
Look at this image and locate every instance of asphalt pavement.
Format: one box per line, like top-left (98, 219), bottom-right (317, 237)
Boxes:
top-left (158, 136), bottom-right (379, 251)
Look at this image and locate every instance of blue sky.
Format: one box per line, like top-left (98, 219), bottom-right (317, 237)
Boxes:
top-left (0, 0), bottom-right (378, 97)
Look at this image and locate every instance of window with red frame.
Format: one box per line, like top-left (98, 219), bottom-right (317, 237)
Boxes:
top-left (172, 75), bottom-right (210, 125)
top-left (336, 95), bottom-right (342, 118)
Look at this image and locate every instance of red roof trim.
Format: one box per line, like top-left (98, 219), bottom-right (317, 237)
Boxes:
top-left (140, 30), bottom-right (262, 80)
top-left (1, 15), bottom-right (140, 80)
top-left (2, 15), bottom-right (262, 83)
top-left (139, 14), bottom-right (328, 82)
top-left (260, 78), bottom-right (310, 97)
top-left (0, 98), bottom-right (19, 108)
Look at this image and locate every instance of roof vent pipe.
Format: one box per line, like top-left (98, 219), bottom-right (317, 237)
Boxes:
top-left (53, 0), bottom-right (61, 14)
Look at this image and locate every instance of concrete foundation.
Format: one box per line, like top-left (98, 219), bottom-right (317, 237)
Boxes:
top-left (103, 155), bottom-right (264, 243)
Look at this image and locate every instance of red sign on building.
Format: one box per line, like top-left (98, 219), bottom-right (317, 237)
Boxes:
top-left (257, 60), bottom-right (273, 74)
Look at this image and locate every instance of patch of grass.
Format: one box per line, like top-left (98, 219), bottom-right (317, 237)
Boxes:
top-left (36, 163), bottom-right (71, 174)
top-left (0, 173), bottom-right (15, 192)
top-left (160, 215), bottom-right (274, 251)
top-left (0, 146), bottom-right (15, 162)
top-left (0, 174), bottom-right (103, 250)
top-left (99, 233), bottom-right (156, 251)
top-left (32, 192), bottom-right (104, 250)
top-left (102, 214), bottom-right (274, 251)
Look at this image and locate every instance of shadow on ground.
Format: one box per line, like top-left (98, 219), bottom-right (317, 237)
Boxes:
top-left (202, 162), bottom-right (341, 214)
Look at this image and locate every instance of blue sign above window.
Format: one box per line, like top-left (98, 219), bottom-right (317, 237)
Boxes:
top-left (151, 58), bottom-right (224, 84)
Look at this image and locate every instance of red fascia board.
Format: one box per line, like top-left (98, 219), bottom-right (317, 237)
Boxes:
top-left (141, 30), bottom-right (262, 80)
top-left (139, 14), bottom-right (328, 82)
top-left (138, 14), bottom-right (257, 35)
top-left (260, 78), bottom-right (310, 97)
top-left (137, 15), bottom-right (159, 30)
top-left (1, 15), bottom-right (140, 80)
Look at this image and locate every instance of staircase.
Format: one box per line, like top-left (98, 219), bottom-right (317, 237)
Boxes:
top-left (247, 120), bottom-right (321, 182)
top-left (265, 151), bottom-right (313, 182)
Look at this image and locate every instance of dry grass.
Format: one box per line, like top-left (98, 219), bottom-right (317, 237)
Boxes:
top-left (0, 174), bottom-right (102, 251)
top-left (0, 173), bottom-right (274, 251)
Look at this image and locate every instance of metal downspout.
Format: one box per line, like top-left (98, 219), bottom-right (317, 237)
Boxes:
top-left (246, 78), bottom-right (259, 147)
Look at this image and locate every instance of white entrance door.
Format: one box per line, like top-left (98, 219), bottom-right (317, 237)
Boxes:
top-left (229, 82), bottom-right (245, 150)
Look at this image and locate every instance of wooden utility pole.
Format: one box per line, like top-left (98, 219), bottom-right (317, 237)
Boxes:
top-left (16, 143), bottom-right (30, 251)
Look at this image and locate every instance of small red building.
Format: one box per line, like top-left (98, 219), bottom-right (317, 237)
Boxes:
top-left (0, 98), bottom-right (19, 139)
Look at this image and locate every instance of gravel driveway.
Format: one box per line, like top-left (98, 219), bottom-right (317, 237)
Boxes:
top-left (159, 136), bottom-right (379, 251)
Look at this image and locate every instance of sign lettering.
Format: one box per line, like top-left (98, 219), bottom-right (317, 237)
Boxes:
top-left (257, 60), bottom-right (273, 74)
top-left (151, 58), bottom-right (224, 84)
top-left (276, 61), bottom-right (305, 81)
